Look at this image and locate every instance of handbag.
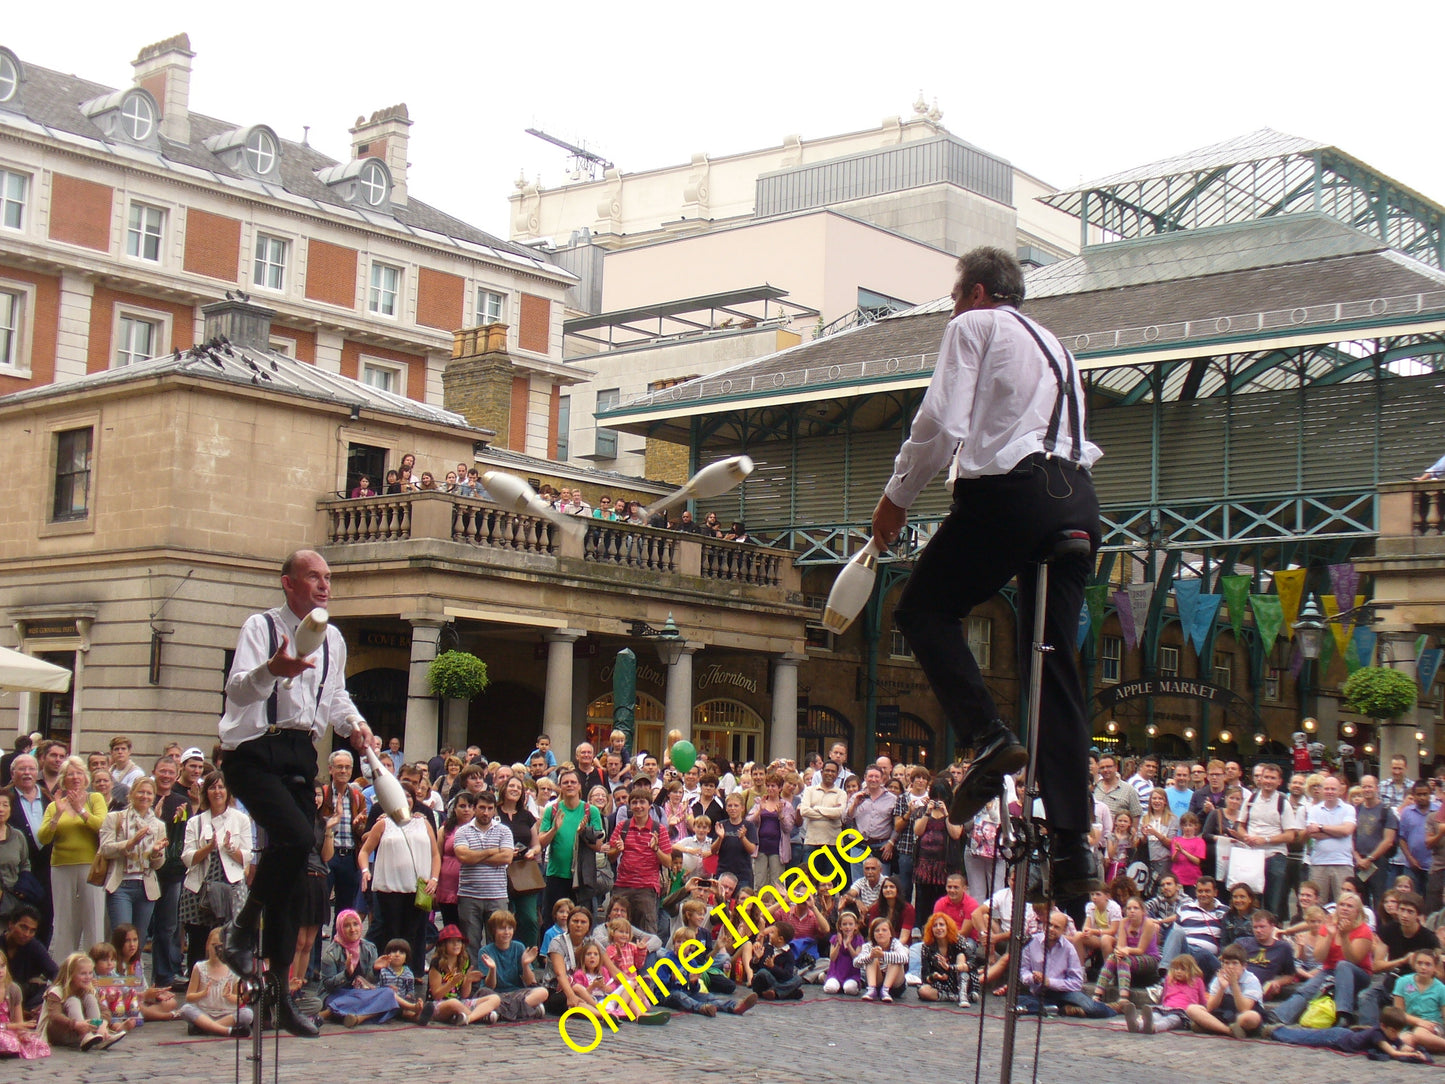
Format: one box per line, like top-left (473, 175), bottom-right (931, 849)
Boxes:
top-left (1300, 993), bottom-right (1337, 1029)
top-left (87, 850), bottom-right (111, 887)
top-left (414, 876), bottom-right (434, 912)
top-left (507, 857), bottom-right (545, 895)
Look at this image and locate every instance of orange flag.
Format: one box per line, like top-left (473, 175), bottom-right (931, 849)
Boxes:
top-left (1273, 569), bottom-right (1308, 637)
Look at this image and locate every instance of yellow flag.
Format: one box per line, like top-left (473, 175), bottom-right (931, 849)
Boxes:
top-left (1322, 594), bottom-right (1367, 656)
top-left (1273, 569), bottom-right (1308, 636)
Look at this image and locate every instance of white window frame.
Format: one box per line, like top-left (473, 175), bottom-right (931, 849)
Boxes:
top-left (478, 287), bottom-right (506, 324)
top-left (1213, 651), bottom-right (1232, 691)
top-left (268, 336), bottom-right (296, 357)
top-left (358, 160), bottom-right (388, 207)
top-left (967, 615), bottom-right (992, 670)
top-left (360, 356), bottom-right (405, 397)
top-left (119, 93), bottom-right (154, 142)
top-left (252, 233), bottom-right (287, 292)
top-left (1264, 667), bottom-right (1282, 702)
top-left (1101, 634), bottom-right (1123, 684)
top-left (889, 628), bottom-right (914, 660)
top-left (368, 262), bottom-right (402, 317)
top-left (0, 278), bottom-right (35, 374)
top-left (0, 53), bottom-right (17, 103)
top-left (556, 394), bottom-right (570, 461)
top-left (244, 129), bottom-right (277, 176)
top-left (1159, 646), bottom-right (1180, 679)
top-left (112, 303), bottom-right (171, 369)
top-left (0, 168), bottom-right (27, 232)
top-left (125, 203), bottom-right (165, 263)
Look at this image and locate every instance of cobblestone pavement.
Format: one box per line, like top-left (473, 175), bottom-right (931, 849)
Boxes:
top-left (11, 994), bottom-right (1418, 1083)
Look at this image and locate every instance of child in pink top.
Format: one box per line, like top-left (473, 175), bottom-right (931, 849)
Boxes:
top-left (1169, 813), bottom-right (1206, 890)
top-left (1127, 955), bottom-right (1206, 1034)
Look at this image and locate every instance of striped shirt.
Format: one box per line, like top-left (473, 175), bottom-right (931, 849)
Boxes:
top-left (454, 820), bottom-right (513, 900)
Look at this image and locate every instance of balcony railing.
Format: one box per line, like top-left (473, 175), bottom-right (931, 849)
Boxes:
top-left (321, 492), bottom-right (793, 590)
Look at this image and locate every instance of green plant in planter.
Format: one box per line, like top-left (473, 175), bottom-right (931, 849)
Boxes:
top-left (427, 650), bottom-right (490, 702)
top-left (1341, 665), bottom-right (1417, 720)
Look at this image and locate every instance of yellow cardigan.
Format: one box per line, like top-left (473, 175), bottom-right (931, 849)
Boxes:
top-left (37, 792), bottom-right (107, 867)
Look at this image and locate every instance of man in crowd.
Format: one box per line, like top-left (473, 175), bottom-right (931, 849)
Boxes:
top-left (1235, 909), bottom-right (1296, 1000)
top-left (848, 767), bottom-right (899, 875)
top-left (1380, 754), bottom-right (1414, 811)
top-left (323, 750), bottom-right (367, 922)
top-left (1190, 760), bottom-right (1228, 819)
top-left (36, 739), bottom-right (67, 797)
top-left (574, 741), bottom-right (605, 795)
top-left (606, 783), bottom-right (672, 934)
top-left (1352, 775), bottom-right (1399, 909)
top-left (1232, 762), bottom-right (1300, 917)
top-left (810, 742), bottom-right (854, 787)
top-left (799, 761), bottom-right (846, 865)
top-left (151, 755), bottom-right (191, 993)
top-left (108, 736), bottom-right (145, 790)
top-left (4, 753), bottom-right (52, 943)
top-left (1395, 780), bottom-right (1435, 895)
top-left (1304, 775), bottom-right (1357, 902)
top-left (2, 905), bottom-right (54, 1015)
top-left (1018, 911), bottom-right (1115, 1018)
top-left (1162, 764), bottom-right (1194, 820)
top-left (1127, 755), bottom-right (1158, 802)
top-left (842, 855), bottom-right (886, 915)
top-left (1093, 755), bottom-right (1141, 823)
top-left (453, 790), bottom-right (514, 957)
top-left (1160, 876), bottom-right (1227, 982)
top-left (538, 768), bottom-right (604, 919)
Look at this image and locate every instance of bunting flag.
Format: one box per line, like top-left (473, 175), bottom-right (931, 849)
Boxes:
top-left (1344, 638), bottom-right (1362, 675)
top-left (1319, 628), bottom-right (1335, 673)
top-left (1272, 569), bottom-right (1308, 635)
top-left (1328, 562), bottom-right (1359, 633)
top-left (1289, 640), bottom-right (1304, 677)
top-left (1250, 594), bottom-right (1284, 655)
top-left (1127, 583), bottom-right (1153, 646)
top-left (1189, 593), bottom-right (1223, 655)
top-left (1076, 598), bottom-right (1091, 649)
top-left (1085, 584), bottom-right (1109, 648)
top-left (1419, 648), bottom-right (1444, 693)
top-left (1174, 578), bottom-right (1201, 637)
top-left (1114, 590), bottom-right (1139, 649)
top-left (1323, 594), bottom-right (1367, 658)
top-left (1351, 624), bottom-right (1377, 670)
top-left (1417, 634), bottom-right (1430, 659)
top-left (1220, 575), bottom-right (1251, 641)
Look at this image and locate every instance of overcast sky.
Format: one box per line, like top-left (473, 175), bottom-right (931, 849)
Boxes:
top-left (6, 2), bottom-right (1439, 241)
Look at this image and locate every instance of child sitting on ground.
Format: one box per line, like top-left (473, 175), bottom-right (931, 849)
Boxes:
top-left (857, 917), bottom-right (909, 1003)
top-left (89, 941), bottom-right (143, 1032)
top-left (823, 910), bottom-right (866, 996)
top-left (376, 939), bottom-right (429, 1025)
top-left (428, 925), bottom-right (501, 1027)
top-left (678, 898), bottom-right (734, 992)
top-left (178, 928), bottom-right (253, 1037)
top-left (38, 953), bottom-right (127, 1050)
top-left (652, 927), bottom-right (759, 1017)
top-left (0, 950), bottom-right (50, 1059)
top-left (750, 920), bottom-right (805, 1000)
top-left (605, 916), bottom-right (649, 976)
top-left (479, 910), bottom-right (549, 1021)
top-left (1392, 948), bottom-right (1445, 1055)
top-left (110, 923), bottom-right (178, 1021)
top-left (573, 943), bottom-right (625, 1019)
top-left (1271, 1005), bottom-right (1430, 1060)
top-left (1122, 953), bottom-right (1206, 1033)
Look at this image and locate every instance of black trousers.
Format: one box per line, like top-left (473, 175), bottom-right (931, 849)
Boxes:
top-left (894, 455), bottom-right (1099, 833)
top-left (223, 729), bottom-right (317, 970)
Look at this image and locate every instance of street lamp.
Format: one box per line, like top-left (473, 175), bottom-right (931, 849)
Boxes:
top-left (630, 612), bottom-right (685, 667)
top-left (1294, 594), bottom-right (1325, 661)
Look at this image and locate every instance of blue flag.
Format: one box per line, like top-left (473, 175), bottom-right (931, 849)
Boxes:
top-left (1189, 594), bottom-right (1222, 655)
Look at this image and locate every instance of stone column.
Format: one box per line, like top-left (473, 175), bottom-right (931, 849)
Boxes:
top-left (769, 653), bottom-right (806, 765)
top-left (404, 619), bottom-right (444, 761)
top-left (54, 271), bottom-right (94, 382)
top-left (68, 649), bottom-right (87, 753)
top-left (442, 698), bottom-right (469, 757)
top-left (663, 643), bottom-right (702, 742)
top-left (544, 630), bottom-right (585, 738)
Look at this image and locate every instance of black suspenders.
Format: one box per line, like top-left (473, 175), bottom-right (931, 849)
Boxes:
top-left (264, 613), bottom-right (330, 728)
top-left (1005, 309), bottom-right (1083, 463)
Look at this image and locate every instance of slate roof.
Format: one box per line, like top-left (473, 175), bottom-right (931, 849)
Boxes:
top-left (0, 47), bottom-right (565, 279)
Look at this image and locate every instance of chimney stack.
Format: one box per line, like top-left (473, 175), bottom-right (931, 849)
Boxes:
top-left (201, 297), bottom-right (274, 353)
top-left (132, 33), bottom-right (194, 144)
top-left (350, 104), bottom-right (412, 205)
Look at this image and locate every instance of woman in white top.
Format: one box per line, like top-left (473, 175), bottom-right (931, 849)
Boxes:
top-left (180, 772), bottom-right (253, 974)
top-left (97, 778), bottom-right (168, 946)
top-left (358, 780), bottom-right (440, 978)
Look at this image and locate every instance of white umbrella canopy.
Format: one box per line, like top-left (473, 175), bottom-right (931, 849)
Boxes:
top-left (0, 645), bottom-right (72, 693)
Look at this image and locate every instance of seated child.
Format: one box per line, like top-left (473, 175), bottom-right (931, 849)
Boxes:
top-left (1185, 944), bottom-right (1264, 1037)
top-left (750, 920), bottom-right (804, 1000)
top-left (376, 939), bottom-right (429, 1025)
top-left (678, 898), bottom-right (734, 992)
top-left (428, 924), bottom-right (501, 1026)
top-left (1392, 948), bottom-right (1445, 1055)
top-left (479, 910), bottom-right (549, 1021)
top-left (823, 910), bottom-right (866, 996)
top-left (177, 928), bottom-right (253, 1037)
top-left (1121, 953), bottom-right (1206, 1034)
top-left (1271, 1004), bottom-right (1430, 1061)
top-left (857, 917), bottom-right (909, 1003)
top-left (605, 916), bottom-right (649, 977)
top-left (572, 943), bottom-right (626, 1020)
top-left (652, 927), bottom-right (758, 1016)
top-left (89, 941), bottom-right (144, 1032)
top-left (38, 953), bottom-right (127, 1050)
top-left (109, 923), bottom-right (178, 1021)
top-left (0, 950), bottom-right (50, 1059)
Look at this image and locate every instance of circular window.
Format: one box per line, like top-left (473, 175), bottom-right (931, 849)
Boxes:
top-left (0, 53), bottom-right (18, 104)
top-left (358, 159), bottom-right (388, 206)
top-left (120, 92), bottom-right (154, 142)
top-left (243, 128), bottom-right (277, 175)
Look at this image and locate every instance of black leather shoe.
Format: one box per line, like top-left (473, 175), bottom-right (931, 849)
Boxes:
top-left (275, 990), bottom-right (322, 1038)
top-left (948, 724), bottom-right (1028, 826)
top-left (1050, 831), bottom-right (1100, 898)
top-left (220, 919), bottom-right (257, 978)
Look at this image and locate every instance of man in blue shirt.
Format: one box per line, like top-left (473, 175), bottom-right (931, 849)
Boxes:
top-left (1162, 764), bottom-right (1195, 820)
top-left (1395, 782), bottom-right (1435, 896)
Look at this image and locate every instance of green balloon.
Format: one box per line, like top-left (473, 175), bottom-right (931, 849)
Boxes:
top-left (670, 740), bottom-right (696, 774)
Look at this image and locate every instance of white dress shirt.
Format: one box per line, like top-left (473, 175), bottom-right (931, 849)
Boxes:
top-left (884, 306), bottom-right (1102, 509)
top-left (218, 604), bottom-right (363, 749)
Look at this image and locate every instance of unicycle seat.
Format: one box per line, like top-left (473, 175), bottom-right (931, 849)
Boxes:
top-left (1036, 529), bottom-right (1092, 563)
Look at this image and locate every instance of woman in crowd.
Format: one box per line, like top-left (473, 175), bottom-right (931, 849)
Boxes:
top-left (1203, 786), bottom-right (1245, 881)
top-left (746, 772), bottom-right (795, 888)
top-left (349, 476), bottom-right (375, 499)
top-left (436, 792), bottom-right (474, 932)
top-left (857, 917), bottom-right (909, 1002)
top-left (0, 792), bottom-right (30, 923)
top-left (1139, 788), bottom-right (1178, 886)
top-left (437, 755), bottom-right (465, 804)
top-left (964, 795), bottom-right (1005, 906)
top-left (358, 780), bottom-right (440, 975)
top-left (320, 909), bottom-right (399, 1026)
top-left (1092, 895), bottom-right (1159, 1007)
top-left (37, 756), bottom-right (107, 958)
top-left (179, 771), bottom-right (252, 975)
top-left (418, 472), bottom-right (438, 491)
top-left (917, 912), bottom-right (973, 1006)
top-left (97, 777), bottom-right (167, 944)
top-left (712, 792), bottom-right (758, 890)
top-left (497, 776), bottom-right (541, 948)
top-left (915, 795), bottom-right (964, 919)
top-left (89, 768), bottom-right (119, 812)
top-left (544, 905), bottom-right (617, 1016)
top-left (382, 470), bottom-right (401, 495)
top-left (292, 783), bottom-right (334, 993)
top-left (867, 876), bottom-right (915, 948)
top-left (1220, 882), bottom-right (1259, 948)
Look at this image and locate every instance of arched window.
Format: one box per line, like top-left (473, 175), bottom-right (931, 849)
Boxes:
top-left (875, 711), bottom-right (936, 768)
top-left (244, 127), bottom-right (277, 175)
top-left (693, 698), bottom-right (765, 769)
top-left (586, 692), bottom-right (664, 759)
top-left (119, 92), bottom-right (154, 142)
top-left (798, 705), bottom-right (852, 770)
top-left (358, 159), bottom-right (388, 206)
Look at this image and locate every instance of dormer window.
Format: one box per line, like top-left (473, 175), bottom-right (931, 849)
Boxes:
top-left (0, 49), bottom-right (19, 104)
top-left (315, 157), bottom-right (392, 211)
top-left (203, 125), bottom-right (281, 179)
top-left (78, 88), bottom-right (161, 148)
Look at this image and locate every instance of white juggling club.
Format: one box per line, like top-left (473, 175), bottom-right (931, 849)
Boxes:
top-left (282, 607), bottom-right (328, 689)
top-left (644, 455), bottom-right (754, 518)
top-left (481, 472), bottom-right (585, 539)
top-left (357, 734), bottom-right (409, 825)
top-left (820, 538), bottom-right (883, 633)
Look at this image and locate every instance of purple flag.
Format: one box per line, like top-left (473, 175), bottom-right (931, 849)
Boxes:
top-left (1114, 590), bottom-right (1138, 649)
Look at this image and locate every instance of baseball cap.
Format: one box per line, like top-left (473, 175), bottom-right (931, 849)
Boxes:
top-left (181, 747), bottom-right (205, 763)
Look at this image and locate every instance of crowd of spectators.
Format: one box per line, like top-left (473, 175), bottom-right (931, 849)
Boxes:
top-left (3, 727), bottom-right (1444, 1061)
